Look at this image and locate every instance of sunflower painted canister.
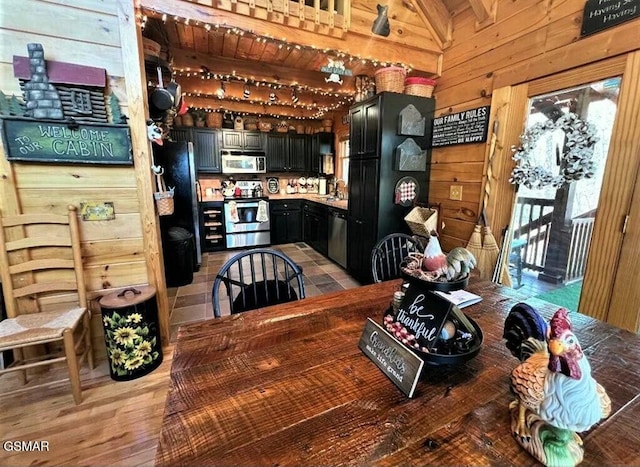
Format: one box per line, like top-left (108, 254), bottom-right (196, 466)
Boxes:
top-left (99, 286), bottom-right (163, 381)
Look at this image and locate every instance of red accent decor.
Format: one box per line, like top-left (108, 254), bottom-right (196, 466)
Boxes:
top-left (13, 55), bottom-right (106, 87)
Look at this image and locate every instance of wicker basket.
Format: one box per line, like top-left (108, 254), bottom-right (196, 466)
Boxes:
top-left (404, 77), bottom-right (437, 97)
top-left (206, 112), bottom-right (222, 128)
top-left (404, 206), bottom-right (438, 237)
top-left (154, 171), bottom-right (174, 216)
top-left (375, 66), bottom-right (407, 94)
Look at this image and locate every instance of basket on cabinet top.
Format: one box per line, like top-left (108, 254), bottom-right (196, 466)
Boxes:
top-left (375, 66), bottom-right (407, 94)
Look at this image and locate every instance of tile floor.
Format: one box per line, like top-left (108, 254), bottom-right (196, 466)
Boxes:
top-left (167, 242), bottom-right (360, 340)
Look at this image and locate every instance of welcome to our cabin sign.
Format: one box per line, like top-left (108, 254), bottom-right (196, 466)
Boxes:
top-left (1, 117), bottom-right (133, 165)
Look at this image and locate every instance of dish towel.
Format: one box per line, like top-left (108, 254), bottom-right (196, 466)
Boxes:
top-left (257, 200), bottom-right (269, 223)
top-left (228, 201), bottom-right (239, 223)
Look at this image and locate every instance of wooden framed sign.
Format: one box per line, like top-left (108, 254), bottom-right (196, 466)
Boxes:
top-left (1, 117), bottom-right (133, 165)
top-left (431, 106), bottom-right (490, 147)
top-left (358, 318), bottom-right (424, 398)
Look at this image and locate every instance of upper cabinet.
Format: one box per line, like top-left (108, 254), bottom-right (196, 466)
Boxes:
top-left (310, 132), bottom-right (334, 174)
top-left (349, 100), bottom-right (380, 160)
top-left (265, 133), bottom-right (309, 172)
top-left (220, 130), bottom-right (264, 151)
top-left (170, 128), bottom-right (221, 173)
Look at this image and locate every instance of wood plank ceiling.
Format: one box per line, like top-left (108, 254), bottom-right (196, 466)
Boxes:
top-left (138, 0), bottom-right (482, 123)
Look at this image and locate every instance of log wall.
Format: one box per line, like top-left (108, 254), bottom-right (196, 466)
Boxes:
top-left (0, 0), bottom-right (166, 355)
top-left (431, 0), bottom-right (640, 251)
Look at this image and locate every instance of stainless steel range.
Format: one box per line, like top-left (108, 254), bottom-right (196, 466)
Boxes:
top-left (223, 180), bottom-right (270, 249)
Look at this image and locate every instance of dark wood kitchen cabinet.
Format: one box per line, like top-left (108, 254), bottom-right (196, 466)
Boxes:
top-left (170, 128), bottom-right (221, 173)
top-left (288, 134), bottom-right (307, 171)
top-left (346, 158), bottom-right (379, 283)
top-left (310, 132), bottom-right (334, 173)
top-left (346, 92), bottom-right (435, 284)
top-left (265, 133), bottom-right (307, 172)
top-left (303, 201), bottom-right (328, 256)
top-left (270, 200), bottom-right (302, 244)
top-left (220, 130), bottom-right (264, 150)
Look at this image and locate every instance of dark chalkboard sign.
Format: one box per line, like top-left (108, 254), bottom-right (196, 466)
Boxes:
top-left (1, 117), bottom-right (132, 165)
top-left (358, 318), bottom-right (424, 398)
top-left (394, 285), bottom-right (453, 351)
top-left (431, 105), bottom-right (490, 148)
top-left (581, 0), bottom-right (639, 37)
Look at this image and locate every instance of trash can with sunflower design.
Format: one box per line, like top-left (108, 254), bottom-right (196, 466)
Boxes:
top-left (99, 286), bottom-right (163, 381)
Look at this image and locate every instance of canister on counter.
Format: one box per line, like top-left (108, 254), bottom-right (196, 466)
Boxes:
top-left (99, 286), bottom-right (163, 381)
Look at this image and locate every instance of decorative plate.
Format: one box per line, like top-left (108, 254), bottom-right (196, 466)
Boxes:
top-left (394, 176), bottom-right (419, 206)
top-left (266, 177), bottom-right (280, 194)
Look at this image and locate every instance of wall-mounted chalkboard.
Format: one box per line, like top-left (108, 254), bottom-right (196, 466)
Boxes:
top-left (1, 117), bottom-right (132, 165)
top-left (581, 0), bottom-right (639, 37)
top-left (431, 106), bottom-right (490, 148)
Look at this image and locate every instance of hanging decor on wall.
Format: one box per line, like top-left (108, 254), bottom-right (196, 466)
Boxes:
top-left (322, 58), bottom-right (352, 85)
top-left (398, 104), bottom-right (426, 136)
top-left (509, 113), bottom-right (599, 189)
top-left (1, 43), bottom-right (133, 165)
top-left (371, 4), bottom-right (391, 37)
top-left (395, 138), bottom-right (427, 172)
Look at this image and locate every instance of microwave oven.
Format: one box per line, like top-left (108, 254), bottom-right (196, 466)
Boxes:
top-left (221, 151), bottom-right (267, 174)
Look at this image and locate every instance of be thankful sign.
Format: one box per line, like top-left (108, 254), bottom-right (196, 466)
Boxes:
top-left (394, 285), bottom-right (454, 351)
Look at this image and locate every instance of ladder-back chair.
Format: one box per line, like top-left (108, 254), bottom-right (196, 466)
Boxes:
top-left (0, 205), bottom-right (94, 404)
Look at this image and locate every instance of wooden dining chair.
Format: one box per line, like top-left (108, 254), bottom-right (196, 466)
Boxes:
top-left (0, 206), bottom-right (94, 404)
top-left (212, 248), bottom-right (305, 317)
top-left (370, 233), bottom-right (424, 283)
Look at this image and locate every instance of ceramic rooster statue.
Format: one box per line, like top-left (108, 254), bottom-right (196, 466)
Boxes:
top-left (503, 303), bottom-right (611, 467)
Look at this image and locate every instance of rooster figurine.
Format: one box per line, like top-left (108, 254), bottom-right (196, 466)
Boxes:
top-left (503, 303), bottom-right (611, 467)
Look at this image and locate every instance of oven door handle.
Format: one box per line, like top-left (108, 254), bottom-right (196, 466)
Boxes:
top-left (227, 202), bottom-right (261, 208)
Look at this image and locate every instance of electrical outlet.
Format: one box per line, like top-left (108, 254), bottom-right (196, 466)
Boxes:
top-left (450, 185), bottom-right (463, 201)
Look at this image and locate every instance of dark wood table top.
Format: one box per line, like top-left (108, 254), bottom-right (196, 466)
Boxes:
top-left (156, 279), bottom-right (640, 466)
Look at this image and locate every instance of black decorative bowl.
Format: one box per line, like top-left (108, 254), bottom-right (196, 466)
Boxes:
top-left (400, 271), bottom-right (469, 292)
top-left (383, 308), bottom-right (483, 367)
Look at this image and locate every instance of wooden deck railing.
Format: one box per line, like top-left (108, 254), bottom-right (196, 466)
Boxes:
top-left (512, 197), bottom-right (595, 283)
top-left (512, 197), bottom-right (555, 272)
top-left (565, 217), bottom-right (595, 282)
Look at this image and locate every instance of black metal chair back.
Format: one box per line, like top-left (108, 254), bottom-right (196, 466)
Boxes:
top-left (370, 233), bottom-right (424, 283)
top-left (212, 248), bottom-right (305, 317)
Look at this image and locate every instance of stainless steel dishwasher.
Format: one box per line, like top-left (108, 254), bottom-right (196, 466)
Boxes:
top-left (328, 209), bottom-right (347, 268)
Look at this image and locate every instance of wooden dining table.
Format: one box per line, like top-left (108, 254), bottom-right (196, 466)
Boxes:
top-left (156, 279), bottom-right (640, 466)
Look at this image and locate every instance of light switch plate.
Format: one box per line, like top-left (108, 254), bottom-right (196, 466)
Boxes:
top-left (450, 185), bottom-right (463, 200)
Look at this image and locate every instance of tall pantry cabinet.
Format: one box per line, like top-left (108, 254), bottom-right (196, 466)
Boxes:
top-left (347, 92), bottom-right (435, 284)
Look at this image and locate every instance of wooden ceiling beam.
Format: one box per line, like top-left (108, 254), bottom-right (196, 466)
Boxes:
top-left (177, 78), bottom-right (348, 107)
top-left (186, 95), bottom-right (331, 119)
top-left (169, 48), bottom-right (358, 93)
top-left (466, 0), bottom-right (496, 28)
top-left (411, 0), bottom-right (452, 48)
top-left (140, 0), bottom-right (441, 74)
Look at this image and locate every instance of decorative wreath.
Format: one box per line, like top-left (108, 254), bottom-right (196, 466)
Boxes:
top-left (509, 113), bottom-right (599, 189)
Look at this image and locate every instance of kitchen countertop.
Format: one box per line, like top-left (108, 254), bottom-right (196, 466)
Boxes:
top-left (200, 193), bottom-right (348, 210)
top-left (268, 193), bottom-right (348, 210)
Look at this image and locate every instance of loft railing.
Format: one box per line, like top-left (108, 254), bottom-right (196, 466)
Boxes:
top-left (234, 0), bottom-right (350, 30)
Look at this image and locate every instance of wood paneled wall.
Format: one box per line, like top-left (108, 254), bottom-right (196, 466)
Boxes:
top-left (0, 0), bottom-right (166, 354)
top-left (430, 0), bottom-right (640, 251)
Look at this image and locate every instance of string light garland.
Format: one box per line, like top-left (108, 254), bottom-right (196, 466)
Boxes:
top-left (138, 8), bottom-right (415, 73)
top-left (173, 68), bottom-right (354, 100)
